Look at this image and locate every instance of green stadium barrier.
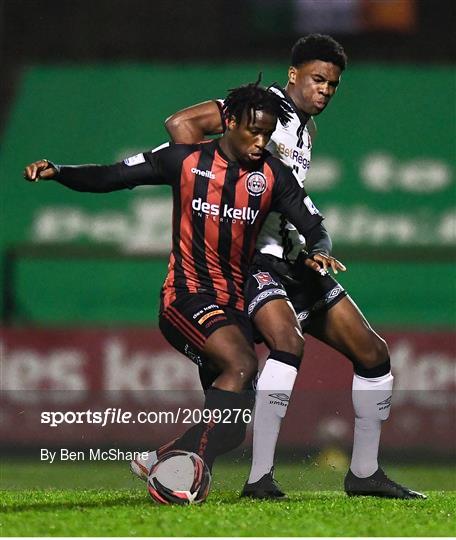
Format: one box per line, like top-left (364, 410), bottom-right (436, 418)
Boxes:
top-left (1, 63), bottom-right (454, 325)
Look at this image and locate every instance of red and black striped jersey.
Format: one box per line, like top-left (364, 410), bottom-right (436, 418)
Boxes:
top-left (55, 139), bottom-right (324, 311)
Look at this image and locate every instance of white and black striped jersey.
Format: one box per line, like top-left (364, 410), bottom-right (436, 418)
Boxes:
top-left (257, 84), bottom-right (316, 260)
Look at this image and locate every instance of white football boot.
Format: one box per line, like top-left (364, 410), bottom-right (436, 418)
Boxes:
top-left (130, 451), bottom-right (157, 482)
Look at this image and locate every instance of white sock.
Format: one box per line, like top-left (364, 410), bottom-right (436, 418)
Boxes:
top-left (350, 371), bottom-right (394, 478)
top-left (248, 358), bottom-right (297, 483)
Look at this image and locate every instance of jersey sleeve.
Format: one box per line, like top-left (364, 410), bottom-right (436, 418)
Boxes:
top-left (54, 144), bottom-right (185, 193)
top-left (270, 158), bottom-right (324, 236)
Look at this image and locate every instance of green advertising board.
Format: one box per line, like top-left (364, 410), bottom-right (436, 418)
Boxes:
top-left (1, 63), bottom-right (454, 326)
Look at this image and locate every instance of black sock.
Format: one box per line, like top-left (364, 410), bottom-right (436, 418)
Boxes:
top-left (172, 386), bottom-right (254, 469)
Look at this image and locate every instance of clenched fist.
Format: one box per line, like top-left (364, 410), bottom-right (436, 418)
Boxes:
top-left (23, 159), bottom-right (57, 182)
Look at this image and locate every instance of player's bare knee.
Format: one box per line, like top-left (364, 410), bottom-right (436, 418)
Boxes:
top-left (368, 335), bottom-right (389, 368)
top-left (264, 323), bottom-right (305, 357)
top-left (357, 335), bottom-right (390, 370)
top-left (375, 335), bottom-right (390, 363)
top-left (227, 354), bottom-right (258, 388)
top-left (277, 331), bottom-right (305, 357)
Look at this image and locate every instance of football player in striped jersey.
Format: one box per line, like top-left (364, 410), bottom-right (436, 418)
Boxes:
top-left (161, 34), bottom-right (426, 500)
top-left (24, 83), bottom-right (338, 484)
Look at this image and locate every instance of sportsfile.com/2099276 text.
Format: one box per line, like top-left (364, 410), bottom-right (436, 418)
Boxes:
top-left (40, 408), bottom-right (252, 427)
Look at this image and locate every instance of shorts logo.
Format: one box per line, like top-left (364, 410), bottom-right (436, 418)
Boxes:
top-left (245, 172), bottom-right (267, 196)
top-left (204, 315), bottom-right (226, 328)
top-left (312, 285), bottom-right (345, 312)
top-left (253, 271), bottom-right (277, 290)
top-left (197, 309), bottom-right (224, 325)
top-left (297, 310), bottom-right (310, 322)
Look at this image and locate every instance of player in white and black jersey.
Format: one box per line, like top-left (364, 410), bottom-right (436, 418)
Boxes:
top-left (133, 35), bottom-right (425, 500)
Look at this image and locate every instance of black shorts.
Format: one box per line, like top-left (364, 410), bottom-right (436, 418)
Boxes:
top-left (159, 292), bottom-right (254, 369)
top-left (244, 252), bottom-right (347, 329)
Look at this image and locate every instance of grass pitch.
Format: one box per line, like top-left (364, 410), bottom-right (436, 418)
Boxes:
top-left (1, 459), bottom-right (455, 536)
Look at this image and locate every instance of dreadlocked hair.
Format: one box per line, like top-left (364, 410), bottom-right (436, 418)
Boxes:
top-left (223, 77), bottom-right (293, 127)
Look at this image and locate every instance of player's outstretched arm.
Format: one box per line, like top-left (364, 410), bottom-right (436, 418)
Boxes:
top-left (24, 160), bottom-right (57, 181)
top-left (23, 147), bottom-right (179, 193)
top-left (23, 159), bottom-right (130, 193)
top-left (165, 100), bottom-right (223, 144)
top-left (23, 158), bottom-right (148, 193)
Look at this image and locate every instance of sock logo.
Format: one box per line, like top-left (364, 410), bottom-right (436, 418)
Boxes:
top-left (377, 396), bottom-right (392, 411)
top-left (268, 393), bottom-right (290, 406)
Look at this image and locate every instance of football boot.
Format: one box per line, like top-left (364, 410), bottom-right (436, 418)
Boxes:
top-left (344, 467), bottom-right (427, 499)
top-left (241, 467), bottom-right (287, 500)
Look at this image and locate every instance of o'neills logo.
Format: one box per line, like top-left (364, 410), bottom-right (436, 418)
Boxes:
top-left (191, 167), bottom-right (215, 179)
top-left (245, 172), bottom-right (267, 196)
top-left (192, 197), bottom-right (259, 224)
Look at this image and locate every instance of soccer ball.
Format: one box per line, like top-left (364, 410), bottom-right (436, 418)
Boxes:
top-left (147, 450), bottom-right (211, 505)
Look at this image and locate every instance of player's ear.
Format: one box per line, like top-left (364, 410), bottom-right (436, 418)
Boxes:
top-left (288, 66), bottom-right (297, 84)
top-left (226, 115), bottom-right (238, 131)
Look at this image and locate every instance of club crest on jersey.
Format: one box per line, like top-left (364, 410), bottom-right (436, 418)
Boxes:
top-left (245, 172), bottom-right (267, 197)
top-left (253, 271), bottom-right (277, 290)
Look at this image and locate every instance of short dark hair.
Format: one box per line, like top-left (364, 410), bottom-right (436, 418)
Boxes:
top-left (223, 80), bottom-right (293, 127)
top-left (291, 34), bottom-right (347, 71)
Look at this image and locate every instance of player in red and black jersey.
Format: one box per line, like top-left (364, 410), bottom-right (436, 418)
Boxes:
top-left (23, 82), bottom-right (332, 476)
top-left (161, 36), bottom-right (426, 502)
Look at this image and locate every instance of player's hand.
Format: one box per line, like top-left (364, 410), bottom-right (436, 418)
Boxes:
top-left (23, 160), bottom-right (57, 182)
top-left (304, 252), bottom-right (347, 276)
